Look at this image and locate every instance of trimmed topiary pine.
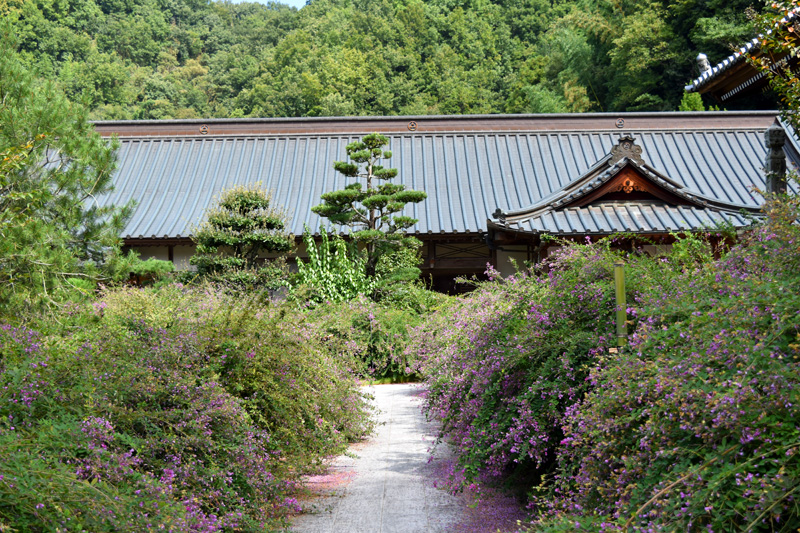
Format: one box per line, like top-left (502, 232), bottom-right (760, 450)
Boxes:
top-left (312, 133), bottom-right (426, 278)
top-left (190, 183), bottom-right (293, 289)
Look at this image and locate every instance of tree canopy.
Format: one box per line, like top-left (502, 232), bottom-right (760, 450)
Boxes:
top-left (0, 25), bottom-right (131, 310)
top-left (0, 0), bottom-right (771, 119)
top-left (312, 133), bottom-right (426, 278)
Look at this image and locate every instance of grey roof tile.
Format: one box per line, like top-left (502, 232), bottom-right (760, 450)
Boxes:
top-left (100, 124), bottom-right (795, 240)
top-left (511, 205), bottom-right (752, 235)
top-left (685, 9), bottom-right (799, 95)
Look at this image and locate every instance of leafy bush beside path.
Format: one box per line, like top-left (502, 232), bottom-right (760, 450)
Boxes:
top-left (0, 285), bottom-right (373, 531)
top-left (302, 288), bottom-right (450, 382)
top-left (411, 242), bottom-right (663, 491)
top-left (412, 196), bottom-right (800, 532)
top-left (534, 198), bottom-right (800, 532)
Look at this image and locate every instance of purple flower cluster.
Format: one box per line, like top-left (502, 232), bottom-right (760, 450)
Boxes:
top-left (411, 245), bottom-right (622, 491)
top-left (0, 284), bottom-right (373, 531)
top-left (413, 197), bottom-right (800, 532)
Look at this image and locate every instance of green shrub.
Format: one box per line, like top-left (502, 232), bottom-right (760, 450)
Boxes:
top-left (130, 256), bottom-right (175, 280)
top-left (300, 296), bottom-right (419, 381)
top-left (0, 285), bottom-right (373, 531)
top-left (292, 227), bottom-right (377, 303)
top-left (293, 279), bottom-right (450, 382)
top-left (373, 279), bottom-right (451, 314)
top-left (526, 196), bottom-right (800, 532)
top-left (410, 196), bottom-right (800, 531)
top-left (190, 183), bottom-right (293, 291)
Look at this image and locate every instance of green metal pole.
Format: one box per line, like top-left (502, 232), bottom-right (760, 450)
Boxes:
top-left (614, 260), bottom-right (627, 348)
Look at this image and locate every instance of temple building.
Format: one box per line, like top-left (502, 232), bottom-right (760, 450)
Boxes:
top-left (96, 112), bottom-right (798, 291)
top-left (684, 9), bottom-right (799, 104)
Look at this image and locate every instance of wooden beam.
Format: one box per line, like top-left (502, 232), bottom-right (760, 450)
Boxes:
top-left (92, 112), bottom-right (780, 139)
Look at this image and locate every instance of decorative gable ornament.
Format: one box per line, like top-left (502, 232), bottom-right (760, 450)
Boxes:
top-left (609, 134), bottom-right (645, 165)
top-left (615, 177), bottom-right (644, 194)
top-left (555, 135), bottom-right (692, 209)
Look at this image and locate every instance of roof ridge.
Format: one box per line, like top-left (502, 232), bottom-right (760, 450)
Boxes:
top-left (685, 7), bottom-right (800, 93)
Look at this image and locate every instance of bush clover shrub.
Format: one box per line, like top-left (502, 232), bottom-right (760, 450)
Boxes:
top-left (412, 195), bottom-right (800, 532)
top-left (0, 285), bottom-right (373, 531)
top-left (411, 243), bottom-right (647, 491)
top-left (528, 196), bottom-right (800, 532)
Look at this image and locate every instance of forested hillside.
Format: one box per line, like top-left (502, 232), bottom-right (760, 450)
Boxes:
top-left (4, 0), bottom-right (765, 119)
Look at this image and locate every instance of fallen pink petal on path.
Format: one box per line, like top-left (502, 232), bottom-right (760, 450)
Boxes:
top-left (291, 383), bottom-right (531, 533)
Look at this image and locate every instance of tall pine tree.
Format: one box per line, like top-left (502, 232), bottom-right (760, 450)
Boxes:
top-left (312, 133), bottom-right (426, 278)
top-left (0, 24), bottom-right (131, 310)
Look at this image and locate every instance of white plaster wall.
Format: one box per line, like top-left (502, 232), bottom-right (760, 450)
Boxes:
top-left (133, 246), bottom-right (169, 262)
top-left (127, 240), bottom-right (318, 273)
top-left (497, 247), bottom-right (530, 277)
top-left (173, 245), bottom-right (196, 271)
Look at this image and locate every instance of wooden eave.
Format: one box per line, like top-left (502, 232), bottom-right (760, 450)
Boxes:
top-left (689, 13), bottom-right (800, 103)
top-left (701, 49), bottom-right (800, 102)
top-left (122, 232), bottom-right (487, 248)
top-left (123, 237), bottom-right (194, 247)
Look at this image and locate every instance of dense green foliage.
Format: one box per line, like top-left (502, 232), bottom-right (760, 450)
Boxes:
top-left (411, 194), bottom-right (800, 531)
top-left (312, 133), bottom-right (426, 277)
top-left (2, 0), bottom-right (767, 118)
top-left (190, 183), bottom-right (293, 289)
top-left (293, 226), bottom-right (377, 303)
top-left (292, 224), bottom-right (450, 380)
top-left (0, 285), bottom-right (373, 531)
top-left (411, 240), bottom-right (662, 490)
top-left (305, 291), bottom-right (450, 381)
top-left (528, 196), bottom-right (800, 531)
top-left (0, 26), bottom-right (132, 311)
top-left (128, 255), bottom-right (176, 282)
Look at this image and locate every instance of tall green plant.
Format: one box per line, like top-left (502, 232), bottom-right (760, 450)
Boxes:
top-left (293, 227), bottom-right (376, 303)
top-left (311, 133), bottom-right (426, 278)
top-left (0, 26), bottom-right (131, 312)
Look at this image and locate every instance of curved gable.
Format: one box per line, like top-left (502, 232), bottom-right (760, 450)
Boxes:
top-left (492, 134), bottom-right (764, 236)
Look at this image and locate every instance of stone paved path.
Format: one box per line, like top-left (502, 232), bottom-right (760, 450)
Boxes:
top-left (290, 384), bottom-right (466, 533)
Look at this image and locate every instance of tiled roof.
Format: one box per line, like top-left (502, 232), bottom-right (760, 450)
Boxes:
top-left (501, 204), bottom-right (753, 235)
top-left (684, 37), bottom-right (763, 96)
top-left (490, 133), bottom-right (773, 235)
top-left (685, 9), bottom-right (799, 98)
top-left (97, 113), bottom-right (793, 240)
